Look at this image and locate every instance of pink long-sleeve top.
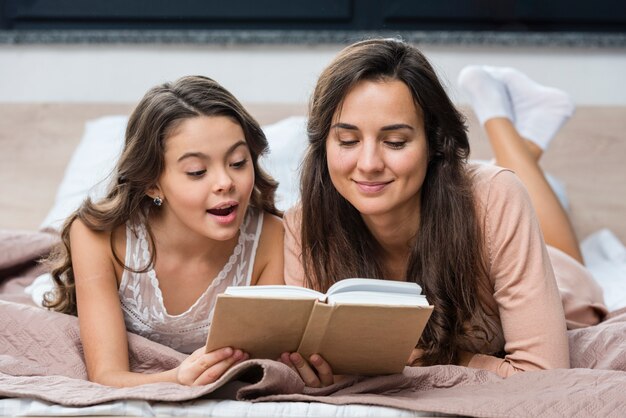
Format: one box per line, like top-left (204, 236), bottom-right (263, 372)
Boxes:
top-left (284, 164), bottom-right (605, 378)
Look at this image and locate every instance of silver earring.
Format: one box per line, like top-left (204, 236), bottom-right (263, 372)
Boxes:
top-left (153, 196), bottom-right (163, 207)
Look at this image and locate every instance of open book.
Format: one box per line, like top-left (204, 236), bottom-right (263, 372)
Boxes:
top-left (206, 278), bottom-right (433, 375)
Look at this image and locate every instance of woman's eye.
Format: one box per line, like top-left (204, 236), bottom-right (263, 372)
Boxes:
top-left (230, 158), bottom-right (248, 169)
top-left (186, 170), bottom-right (206, 178)
top-left (385, 141), bottom-right (406, 149)
top-left (338, 139), bottom-right (358, 147)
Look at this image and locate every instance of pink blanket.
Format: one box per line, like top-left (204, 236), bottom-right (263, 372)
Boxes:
top-left (1, 230), bottom-right (625, 417)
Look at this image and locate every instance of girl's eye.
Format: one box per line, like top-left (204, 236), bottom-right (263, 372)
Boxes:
top-left (384, 141), bottom-right (406, 149)
top-left (186, 170), bottom-right (206, 178)
top-left (230, 158), bottom-right (248, 169)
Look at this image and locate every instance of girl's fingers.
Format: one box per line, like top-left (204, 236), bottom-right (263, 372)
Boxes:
top-left (194, 347), bottom-right (234, 371)
top-left (289, 352), bottom-right (321, 388)
top-left (177, 347), bottom-right (235, 385)
top-left (193, 349), bottom-right (245, 386)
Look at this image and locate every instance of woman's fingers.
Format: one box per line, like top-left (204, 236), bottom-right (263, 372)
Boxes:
top-left (279, 352), bottom-right (336, 388)
top-left (407, 348), bottom-right (424, 366)
top-left (279, 352), bottom-right (298, 373)
top-left (289, 352), bottom-right (322, 388)
top-left (309, 354), bottom-right (334, 387)
top-left (193, 349), bottom-right (247, 386)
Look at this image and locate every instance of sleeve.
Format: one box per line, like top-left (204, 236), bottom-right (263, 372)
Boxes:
top-left (283, 206), bottom-right (306, 287)
top-left (466, 169), bottom-right (570, 377)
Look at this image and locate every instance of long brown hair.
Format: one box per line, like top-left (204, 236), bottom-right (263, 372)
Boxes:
top-left (44, 75), bottom-right (280, 315)
top-left (300, 38), bottom-right (489, 366)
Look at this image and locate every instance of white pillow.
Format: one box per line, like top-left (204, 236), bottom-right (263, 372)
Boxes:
top-left (39, 115), bottom-right (308, 231)
top-left (258, 116), bottom-right (308, 211)
top-left (40, 116), bottom-right (127, 231)
top-left (581, 229), bottom-right (626, 311)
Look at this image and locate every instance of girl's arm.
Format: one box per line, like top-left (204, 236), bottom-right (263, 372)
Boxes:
top-left (466, 169), bottom-right (569, 377)
top-left (251, 213), bottom-right (285, 285)
top-left (70, 219), bottom-right (244, 387)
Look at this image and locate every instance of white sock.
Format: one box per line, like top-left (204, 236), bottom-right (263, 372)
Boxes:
top-left (484, 66), bottom-right (575, 150)
top-left (457, 65), bottom-right (514, 125)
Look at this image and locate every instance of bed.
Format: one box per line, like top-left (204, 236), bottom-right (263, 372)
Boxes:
top-left (1, 103), bottom-right (626, 417)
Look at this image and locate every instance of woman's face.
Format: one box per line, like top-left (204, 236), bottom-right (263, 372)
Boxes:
top-left (325, 79), bottom-right (429, 224)
top-left (153, 115), bottom-right (255, 242)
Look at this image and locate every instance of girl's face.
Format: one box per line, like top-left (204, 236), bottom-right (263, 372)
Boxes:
top-left (154, 116), bottom-right (254, 242)
top-left (325, 79), bottom-right (429, 225)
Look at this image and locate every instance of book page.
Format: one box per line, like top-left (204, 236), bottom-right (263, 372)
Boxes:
top-left (326, 278), bottom-right (423, 297)
top-left (224, 285), bottom-right (325, 300)
top-left (326, 291), bottom-right (428, 306)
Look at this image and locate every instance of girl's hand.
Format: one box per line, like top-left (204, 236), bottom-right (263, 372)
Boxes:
top-left (279, 352), bottom-right (335, 387)
top-left (176, 346), bottom-right (248, 386)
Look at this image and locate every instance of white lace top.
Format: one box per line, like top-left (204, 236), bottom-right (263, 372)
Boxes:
top-left (118, 207), bottom-right (264, 354)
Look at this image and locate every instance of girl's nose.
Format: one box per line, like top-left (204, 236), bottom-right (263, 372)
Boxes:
top-left (213, 169), bottom-right (235, 193)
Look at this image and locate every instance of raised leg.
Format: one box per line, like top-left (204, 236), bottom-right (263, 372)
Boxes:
top-left (458, 66), bottom-right (583, 264)
top-left (484, 118), bottom-right (583, 264)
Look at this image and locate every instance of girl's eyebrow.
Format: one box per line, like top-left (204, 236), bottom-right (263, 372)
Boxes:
top-left (177, 140), bottom-right (248, 162)
top-left (330, 123), bottom-right (414, 131)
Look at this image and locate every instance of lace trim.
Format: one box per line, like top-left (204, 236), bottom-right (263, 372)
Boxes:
top-left (139, 210), bottom-right (253, 319)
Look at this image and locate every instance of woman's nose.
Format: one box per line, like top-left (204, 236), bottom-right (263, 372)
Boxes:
top-left (356, 140), bottom-right (384, 173)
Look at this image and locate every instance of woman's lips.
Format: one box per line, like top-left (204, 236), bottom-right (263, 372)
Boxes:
top-left (354, 180), bottom-right (392, 194)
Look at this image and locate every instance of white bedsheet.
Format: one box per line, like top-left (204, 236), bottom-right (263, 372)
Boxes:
top-left (0, 398), bottom-right (428, 417)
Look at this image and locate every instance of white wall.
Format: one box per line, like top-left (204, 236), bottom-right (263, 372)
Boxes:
top-left (1, 43), bottom-right (625, 105)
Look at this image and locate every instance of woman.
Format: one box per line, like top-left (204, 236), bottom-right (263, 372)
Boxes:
top-left (282, 38), bottom-right (606, 386)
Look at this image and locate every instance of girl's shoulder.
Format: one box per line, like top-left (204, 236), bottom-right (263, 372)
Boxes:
top-left (69, 217), bottom-right (127, 278)
top-left (257, 209), bottom-right (284, 247)
top-left (251, 210), bottom-right (284, 285)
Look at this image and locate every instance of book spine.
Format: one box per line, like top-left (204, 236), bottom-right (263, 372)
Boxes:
top-left (296, 302), bottom-right (333, 358)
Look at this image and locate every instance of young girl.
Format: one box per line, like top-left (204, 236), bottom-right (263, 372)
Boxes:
top-left (44, 75), bottom-right (284, 387)
top-left (281, 38), bottom-right (606, 386)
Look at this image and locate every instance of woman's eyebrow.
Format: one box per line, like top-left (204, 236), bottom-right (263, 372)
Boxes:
top-left (330, 122), bottom-right (358, 130)
top-left (380, 124), bottom-right (414, 131)
top-left (330, 123), bottom-right (414, 131)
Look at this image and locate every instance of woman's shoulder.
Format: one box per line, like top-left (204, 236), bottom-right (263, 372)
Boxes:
top-left (468, 162), bottom-right (529, 204)
top-left (283, 203), bottom-right (302, 232)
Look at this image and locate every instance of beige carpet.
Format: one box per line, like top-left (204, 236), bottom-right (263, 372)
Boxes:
top-left (0, 103), bottom-right (624, 243)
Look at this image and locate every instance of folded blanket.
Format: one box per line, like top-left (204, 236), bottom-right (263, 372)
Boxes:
top-left (2, 230), bottom-right (626, 417)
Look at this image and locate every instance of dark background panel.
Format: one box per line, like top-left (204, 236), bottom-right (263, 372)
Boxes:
top-left (1, 0), bottom-right (352, 29)
top-left (1, 0), bottom-right (625, 32)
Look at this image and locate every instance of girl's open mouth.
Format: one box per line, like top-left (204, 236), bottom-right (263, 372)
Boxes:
top-left (207, 204), bottom-right (237, 216)
top-left (207, 203), bottom-right (239, 224)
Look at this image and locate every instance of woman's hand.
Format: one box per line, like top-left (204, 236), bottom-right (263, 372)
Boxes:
top-left (176, 346), bottom-right (248, 386)
top-left (407, 348), bottom-right (424, 366)
top-left (279, 352), bottom-right (335, 387)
